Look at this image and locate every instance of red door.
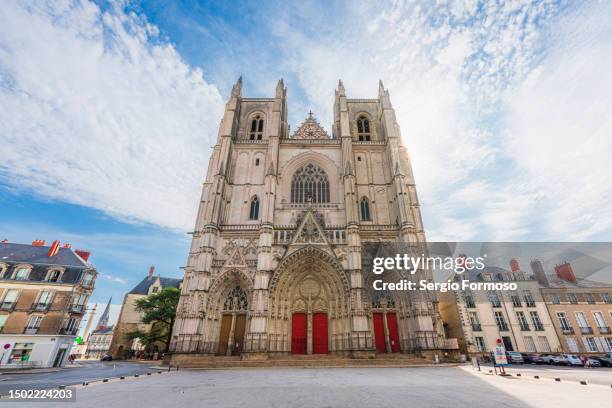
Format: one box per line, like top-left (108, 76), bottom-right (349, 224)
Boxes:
top-left (291, 313), bottom-right (307, 354)
top-left (386, 312), bottom-right (401, 352)
top-left (373, 313), bottom-right (386, 353)
top-left (312, 313), bottom-right (328, 354)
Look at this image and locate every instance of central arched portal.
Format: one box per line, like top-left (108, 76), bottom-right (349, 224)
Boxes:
top-left (268, 247), bottom-right (351, 355)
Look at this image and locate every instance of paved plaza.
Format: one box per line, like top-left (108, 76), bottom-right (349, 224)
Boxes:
top-left (3, 366), bottom-right (608, 408)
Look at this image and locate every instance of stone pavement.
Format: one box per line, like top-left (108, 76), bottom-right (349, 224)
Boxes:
top-left (2, 366), bottom-right (609, 408)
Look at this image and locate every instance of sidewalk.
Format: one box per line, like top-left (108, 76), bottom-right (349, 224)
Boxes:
top-left (0, 363), bottom-right (82, 375)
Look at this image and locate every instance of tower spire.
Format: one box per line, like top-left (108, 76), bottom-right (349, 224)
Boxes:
top-left (337, 79), bottom-right (345, 96)
top-left (96, 296), bottom-right (112, 330)
top-left (231, 76), bottom-right (243, 98)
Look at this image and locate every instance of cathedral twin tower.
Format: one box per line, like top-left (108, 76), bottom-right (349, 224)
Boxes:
top-left (170, 78), bottom-right (448, 360)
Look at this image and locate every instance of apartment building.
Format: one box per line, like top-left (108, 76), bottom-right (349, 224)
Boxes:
top-left (536, 261), bottom-right (612, 354)
top-left (440, 260), bottom-right (561, 356)
top-left (0, 240), bottom-right (96, 368)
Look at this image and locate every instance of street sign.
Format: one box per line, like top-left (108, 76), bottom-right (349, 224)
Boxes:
top-left (493, 346), bottom-right (508, 366)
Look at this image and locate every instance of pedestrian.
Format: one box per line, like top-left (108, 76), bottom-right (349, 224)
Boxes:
top-left (584, 356), bottom-right (591, 368)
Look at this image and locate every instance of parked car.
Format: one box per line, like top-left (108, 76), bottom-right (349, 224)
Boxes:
top-left (542, 354), bottom-right (568, 365)
top-left (598, 353), bottom-right (612, 366)
top-left (100, 354), bottom-right (113, 361)
top-left (522, 353), bottom-right (544, 364)
top-left (506, 351), bottom-right (524, 364)
top-left (586, 357), bottom-right (601, 367)
top-left (563, 354), bottom-right (583, 366)
top-left (591, 356), bottom-right (612, 367)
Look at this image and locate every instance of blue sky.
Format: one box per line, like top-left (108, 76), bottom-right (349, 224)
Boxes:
top-left (1, 0), bottom-right (611, 319)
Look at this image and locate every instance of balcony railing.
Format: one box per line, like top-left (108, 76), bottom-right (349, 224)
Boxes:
top-left (471, 324), bottom-right (482, 331)
top-left (561, 327), bottom-right (574, 334)
top-left (60, 327), bottom-right (78, 335)
top-left (32, 302), bottom-right (50, 311)
top-left (497, 324), bottom-right (509, 332)
top-left (597, 326), bottom-right (610, 334)
top-left (71, 304), bottom-right (85, 313)
top-left (0, 302), bottom-right (16, 311)
top-left (533, 324), bottom-right (545, 331)
top-left (520, 325), bottom-right (531, 331)
top-left (580, 327), bottom-right (593, 335)
top-left (23, 327), bottom-right (39, 334)
top-left (525, 301), bottom-right (536, 307)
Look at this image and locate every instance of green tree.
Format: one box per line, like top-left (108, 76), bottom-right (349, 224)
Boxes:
top-left (126, 287), bottom-right (180, 353)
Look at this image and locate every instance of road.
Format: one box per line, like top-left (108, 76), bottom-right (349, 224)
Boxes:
top-left (0, 360), bottom-right (156, 394)
top-left (480, 363), bottom-right (612, 386)
top-left (1, 366), bottom-right (608, 408)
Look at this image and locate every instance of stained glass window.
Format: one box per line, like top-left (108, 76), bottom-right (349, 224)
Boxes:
top-left (291, 164), bottom-right (330, 203)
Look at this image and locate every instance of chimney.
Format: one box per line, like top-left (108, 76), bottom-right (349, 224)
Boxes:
top-left (62, 243), bottom-right (72, 249)
top-left (510, 259), bottom-right (520, 272)
top-left (47, 240), bottom-right (60, 257)
top-left (555, 262), bottom-right (576, 283)
top-left (32, 239), bottom-right (46, 246)
top-left (75, 249), bottom-right (91, 262)
top-left (530, 259), bottom-right (549, 287)
top-left (148, 266), bottom-right (155, 280)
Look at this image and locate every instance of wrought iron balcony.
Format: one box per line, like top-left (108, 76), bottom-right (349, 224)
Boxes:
top-left (497, 324), bottom-right (509, 332)
top-left (533, 324), bottom-right (545, 331)
top-left (32, 302), bottom-right (50, 311)
top-left (23, 327), bottom-right (39, 334)
top-left (597, 326), bottom-right (610, 334)
top-left (580, 326), bottom-right (593, 334)
top-left (561, 327), bottom-right (574, 334)
top-left (0, 301), bottom-right (16, 311)
top-left (471, 324), bottom-right (482, 331)
top-left (71, 304), bottom-right (85, 313)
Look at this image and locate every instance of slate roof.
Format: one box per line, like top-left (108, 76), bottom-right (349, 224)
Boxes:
top-left (543, 274), bottom-right (611, 289)
top-left (129, 275), bottom-right (182, 295)
top-left (0, 242), bottom-right (92, 284)
top-left (0, 242), bottom-right (89, 267)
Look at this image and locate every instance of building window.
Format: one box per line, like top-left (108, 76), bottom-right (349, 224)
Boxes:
top-left (25, 315), bottom-right (43, 334)
top-left (474, 337), bottom-right (486, 352)
top-left (494, 311), bottom-right (509, 331)
top-left (502, 336), bottom-right (514, 351)
top-left (566, 337), bottom-right (579, 352)
top-left (0, 263), bottom-right (7, 278)
top-left (0, 314), bottom-right (7, 331)
top-left (464, 290), bottom-right (476, 308)
top-left (603, 293), bottom-right (612, 304)
top-left (72, 294), bottom-right (87, 312)
top-left (152, 286), bottom-right (159, 294)
top-left (510, 291), bottom-right (522, 307)
top-left (567, 293), bottom-right (578, 304)
top-left (46, 269), bottom-right (62, 282)
top-left (523, 290), bottom-right (535, 307)
top-left (593, 312), bottom-right (607, 329)
top-left (524, 336), bottom-right (536, 352)
top-left (81, 272), bottom-right (94, 287)
top-left (530, 311), bottom-right (544, 331)
top-left (550, 293), bottom-right (560, 304)
top-left (585, 293), bottom-right (595, 304)
top-left (488, 291), bottom-right (501, 308)
top-left (575, 312), bottom-right (590, 329)
top-left (1, 289), bottom-right (19, 310)
top-left (255, 158), bottom-right (260, 166)
top-left (538, 336), bottom-right (551, 352)
top-left (605, 338), bottom-right (612, 351)
top-left (249, 196), bottom-right (259, 220)
top-left (35, 291), bottom-right (53, 310)
top-left (64, 317), bottom-right (79, 334)
top-left (584, 337), bottom-right (599, 352)
top-left (13, 267), bottom-right (30, 280)
top-left (360, 197), bottom-right (371, 221)
top-left (557, 312), bottom-right (572, 332)
top-left (249, 115), bottom-right (264, 140)
top-left (356, 115), bottom-right (371, 141)
top-left (468, 312), bottom-right (481, 331)
top-left (291, 164), bottom-right (330, 203)
top-left (516, 311), bottom-right (530, 331)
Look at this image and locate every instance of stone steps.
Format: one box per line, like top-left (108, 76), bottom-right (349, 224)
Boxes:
top-left (170, 354), bottom-right (453, 369)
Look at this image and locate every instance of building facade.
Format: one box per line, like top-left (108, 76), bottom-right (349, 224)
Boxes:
top-left (108, 267), bottom-right (181, 359)
top-left (440, 260), bottom-right (561, 355)
top-left (170, 79), bottom-right (452, 360)
top-left (0, 240), bottom-right (96, 368)
top-left (83, 297), bottom-right (114, 359)
top-left (538, 262), bottom-right (612, 354)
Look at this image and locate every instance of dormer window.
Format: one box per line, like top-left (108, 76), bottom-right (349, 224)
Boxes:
top-left (46, 269), bottom-right (63, 282)
top-left (13, 267), bottom-right (31, 280)
top-left (357, 115), bottom-right (371, 141)
top-left (249, 115), bottom-right (264, 140)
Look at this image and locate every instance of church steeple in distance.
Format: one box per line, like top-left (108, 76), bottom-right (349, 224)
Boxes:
top-left (96, 296), bottom-right (112, 330)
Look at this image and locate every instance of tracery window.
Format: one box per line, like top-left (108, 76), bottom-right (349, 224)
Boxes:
top-left (291, 164), bottom-right (330, 203)
top-left (223, 286), bottom-right (248, 312)
top-left (249, 115), bottom-right (264, 140)
top-left (372, 290), bottom-right (395, 308)
top-left (357, 115), bottom-right (371, 141)
top-left (360, 197), bottom-right (371, 221)
top-left (249, 196), bottom-right (259, 220)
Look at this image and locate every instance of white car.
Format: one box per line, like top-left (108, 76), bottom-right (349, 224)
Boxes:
top-left (542, 354), bottom-right (564, 365)
top-left (563, 354), bottom-right (583, 366)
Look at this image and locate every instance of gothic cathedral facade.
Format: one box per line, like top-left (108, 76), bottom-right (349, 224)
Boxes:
top-left (170, 78), bottom-right (448, 359)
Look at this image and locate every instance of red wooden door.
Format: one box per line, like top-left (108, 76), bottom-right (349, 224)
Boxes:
top-left (312, 313), bottom-right (328, 354)
top-left (291, 313), bottom-right (307, 354)
top-left (373, 313), bottom-right (386, 353)
top-left (386, 312), bottom-right (401, 352)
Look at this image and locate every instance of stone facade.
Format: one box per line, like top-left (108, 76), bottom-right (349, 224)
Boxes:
top-left (170, 79), bottom-right (448, 359)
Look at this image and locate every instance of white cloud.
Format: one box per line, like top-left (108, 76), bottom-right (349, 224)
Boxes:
top-left (98, 273), bottom-right (128, 285)
top-left (0, 0), bottom-right (224, 231)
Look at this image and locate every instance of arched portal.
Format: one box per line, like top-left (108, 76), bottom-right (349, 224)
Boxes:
top-left (268, 247), bottom-right (351, 355)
